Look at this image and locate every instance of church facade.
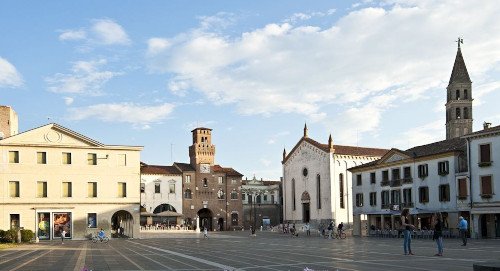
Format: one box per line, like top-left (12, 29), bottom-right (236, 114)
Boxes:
top-left (282, 125), bottom-right (388, 229)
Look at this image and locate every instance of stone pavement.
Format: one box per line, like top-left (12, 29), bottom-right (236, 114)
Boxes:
top-left (0, 231), bottom-right (499, 270)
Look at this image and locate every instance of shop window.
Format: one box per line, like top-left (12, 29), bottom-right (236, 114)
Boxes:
top-left (88, 213), bottom-right (97, 228)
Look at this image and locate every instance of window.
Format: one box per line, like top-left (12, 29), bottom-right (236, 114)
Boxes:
top-left (355, 193), bottom-right (364, 207)
top-left (87, 153), bottom-right (97, 165)
top-left (481, 176), bottom-right (493, 197)
top-left (391, 190), bottom-right (401, 204)
top-left (464, 89), bottom-right (468, 99)
top-left (381, 190), bottom-right (389, 208)
top-left (369, 192), bottom-right (377, 206)
top-left (263, 194), bottom-right (268, 201)
top-left (242, 193), bottom-right (246, 201)
top-left (292, 178), bottom-right (296, 210)
top-left (231, 213), bottom-right (238, 226)
top-left (88, 182), bottom-right (97, 198)
top-left (391, 168), bottom-right (400, 180)
top-left (231, 189), bottom-right (238, 200)
top-left (9, 151), bottom-right (19, 163)
top-left (271, 195), bottom-right (275, 203)
top-left (302, 167), bottom-right (308, 177)
top-left (185, 175), bottom-right (191, 183)
top-left (87, 213), bottom-right (97, 228)
top-left (317, 174), bottom-right (321, 209)
top-left (456, 108), bottom-right (461, 119)
top-left (456, 89), bottom-right (460, 100)
top-left (10, 214), bottom-right (20, 230)
top-left (155, 183), bottom-right (161, 193)
top-left (403, 167), bottom-right (411, 179)
top-left (118, 182), bottom-right (127, 197)
top-left (458, 178), bottom-right (467, 199)
top-left (184, 189), bottom-right (192, 199)
top-left (403, 188), bottom-right (412, 205)
top-left (217, 189), bottom-right (225, 199)
top-left (438, 161), bottom-right (449, 175)
top-left (356, 174), bottom-right (362, 186)
top-left (382, 170), bottom-right (389, 181)
top-left (62, 182), bottom-right (72, 197)
top-left (479, 144), bottom-right (492, 166)
top-left (231, 179), bottom-right (237, 184)
top-left (117, 154), bottom-right (126, 166)
top-left (418, 164), bottom-right (428, 178)
top-left (370, 172), bottom-right (376, 184)
top-left (439, 184), bottom-right (450, 202)
top-left (37, 152), bottom-right (47, 164)
top-left (464, 107), bottom-right (469, 119)
top-left (140, 183), bottom-right (145, 193)
top-left (419, 187), bottom-right (429, 203)
top-left (218, 176), bottom-right (223, 184)
top-left (37, 181), bottom-right (47, 198)
top-left (62, 152), bottom-right (72, 164)
top-left (202, 178), bottom-right (208, 188)
top-left (169, 184), bottom-right (175, 194)
top-left (339, 174), bottom-right (345, 209)
top-left (9, 181), bottom-right (19, 197)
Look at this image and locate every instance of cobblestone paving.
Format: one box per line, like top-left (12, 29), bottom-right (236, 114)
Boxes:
top-left (1, 231), bottom-right (499, 270)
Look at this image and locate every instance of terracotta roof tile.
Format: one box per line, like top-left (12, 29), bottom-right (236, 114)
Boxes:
top-left (173, 162), bottom-right (195, 172)
top-left (213, 165), bottom-right (243, 176)
top-left (141, 164), bottom-right (182, 175)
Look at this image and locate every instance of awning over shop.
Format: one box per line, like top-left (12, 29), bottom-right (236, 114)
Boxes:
top-left (155, 211), bottom-right (183, 217)
top-left (354, 210), bottom-right (401, 215)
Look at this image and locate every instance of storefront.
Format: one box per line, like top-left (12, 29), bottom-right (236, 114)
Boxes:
top-left (35, 210), bottom-right (72, 240)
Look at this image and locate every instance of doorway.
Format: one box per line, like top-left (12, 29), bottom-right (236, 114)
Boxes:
top-left (111, 210), bottom-right (134, 238)
top-left (197, 208), bottom-right (213, 231)
top-left (302, 203), bottom-right (310, 223)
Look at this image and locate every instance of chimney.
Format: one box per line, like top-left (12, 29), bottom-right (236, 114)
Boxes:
top-left (483, 122), bottom-right (492, 130)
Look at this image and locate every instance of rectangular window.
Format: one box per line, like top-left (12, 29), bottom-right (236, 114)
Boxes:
top-left (87, 213), bottom-right (97, 228)
top-left (481, 175), bottom-right (493, 197)
top-left (391, 190), bottom-right (401, 204)
top-left (355, 193), bottom-right (364, 207)
top-left (10, 214), bottom-right (20, 230)
top-left (369, 192), bottom-right (377, 206)
top-left (118, 182), bottom-right (127, 197)
top-left (231, 179), bottom-right (237, 184)
top-left (419, 187), bottom-right (429, 203)
top-left (479, 144), bottom-right (492, 166)
top-left (381, 190), bottom-right (389, 208)
top-left (356, 174), bottom-right (362, 186)
top-left (88, 182), bottom-right (97, 198)
top-left (439, 184), bottom-right (450, 202)
top-left (62, 152), bottom-right (72, 165)
top-left (169, 184), bottom-right (175, 194)
top-left (155, 183), bottom-right (160, 193)
top-left (185, 175), bottom-right (191, 183)
top-left (438, 161), bottom-right (449, 175)
top-left (9, 181), bottom-right (20, 197)
top-left (391, 168), bottom-right (400, 180)
top-left (403, 188), bottom-right (412, 205)
top-left (458, 178), bottom-right (467, 199)
top-left (403, 167), bottom-right (411, 179)
top-left (263, 194), bottom-right (268, 201)
top-left (37, 181), bottom-right (47, 198)
top-left (370, 172), bottom-right (376, 184)
top-left (9, 151), bottom-right (19, 163)
top-left (117, 154), bottom-right (126, 166)
top-left (218, 176), bottom-right (223, 184)
top-left (242, 193), bottom-right (246, 201)
top-left (62, 182), bottom-right (72, 197)
top-left (87, 153), bottom-right (97, 165)
top-left (271, 195), bottom-right (275, 203)
top-left (37, 152), bottom-right (47, 164)
top-left (418, 164), bottom-right (428, 178)
top-left (140, 183), bottom-right (145, 193)
top-left (382, 170), bottom-right (389, 181)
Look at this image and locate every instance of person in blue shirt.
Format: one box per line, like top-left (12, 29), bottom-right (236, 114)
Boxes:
top-left (98, 228), bottom-right (105, 240)
top-left (458, 216), bottom-right (468, 246)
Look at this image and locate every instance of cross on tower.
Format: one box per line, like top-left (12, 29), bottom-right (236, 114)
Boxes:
top-left (456, 37), bottom-right (463, 49)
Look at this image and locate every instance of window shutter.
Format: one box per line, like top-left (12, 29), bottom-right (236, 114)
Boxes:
top-left (480, 144), bottom-right (491, 163)
top-left (458, 178), bottom-right (467, 198)
top-left (481, 176), bottom-right (492, 195)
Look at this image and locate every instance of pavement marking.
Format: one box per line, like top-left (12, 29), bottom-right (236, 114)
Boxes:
top-left (0, 250), bottom-right (39, 265)
top-left (10, 249), bottom-right (54, 271)
top-left (108, 242), bottom-right (145, 270)
top-left (120, 243), bottom-right (175, 270)
top-left (128, 240), bottom-right (239, 271)
top-left (73, 240), bottom-right (88, 271)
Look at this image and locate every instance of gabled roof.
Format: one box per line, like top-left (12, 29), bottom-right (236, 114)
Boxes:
top-left (463, 124), bottom-right (500, 139)
top-left (283, 136), bottom-right (388, 163)
top-left (173, 162), bottom-right (195, 172)
top-left (141, 163), bottom-right (182, 175)
top-left (449, 48), bottom-right (471, 84)
top-left (213, 165), bottom-right (243, 176)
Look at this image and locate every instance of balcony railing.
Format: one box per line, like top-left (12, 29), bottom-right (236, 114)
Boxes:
top-left (390, 179), bottom-right (401, 187)
top-left (401, 177), bottom-right (413, 184)
top-left (381, 180), bottom-right (390, 187)
top-left (478, 161), bottom-right (492, 167)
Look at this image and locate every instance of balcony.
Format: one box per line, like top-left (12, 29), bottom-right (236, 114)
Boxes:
top-left (401, 202), bottom-right (414, 208)
top-left (390, 179), bottom-right (401, 187)
top-left (478, 161), bottom-right (492, 167)
top-left (389, 204), bottom-right (400, 211)
top-left (401, 177), bottom-right (413, 184)
top-left (381, 180), bottom-right (390, 187)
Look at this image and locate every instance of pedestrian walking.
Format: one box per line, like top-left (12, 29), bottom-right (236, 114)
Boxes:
top-left (305, 222), bottom-right (311, 236)
top-left (327, 221), bottom-right (334, 239)
top-left (203, 227), bottom-right (208, 239)
top-left (433, 212), bottom-right (444, 256)
top-left (458, 216), bottom-right (468, 246)
top-left (61, 229), bottom-right (66, 244)
top-left (401, 208), bottom-right (415, 255)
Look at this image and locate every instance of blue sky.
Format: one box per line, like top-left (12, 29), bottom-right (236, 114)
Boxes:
top-left (1, 0), bottom-right (500, 180)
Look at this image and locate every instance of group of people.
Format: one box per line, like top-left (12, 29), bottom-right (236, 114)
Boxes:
top-left (400, 208), bottom-right (469, 256)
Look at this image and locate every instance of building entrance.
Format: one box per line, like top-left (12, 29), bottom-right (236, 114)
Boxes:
top-left (198, 208), bottom-right (213, 231)
top-left (111, 210), bottom-right (134, 238)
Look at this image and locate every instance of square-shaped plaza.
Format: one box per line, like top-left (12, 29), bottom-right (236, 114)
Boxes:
top-left (1, 231), bottom-right (499, 271)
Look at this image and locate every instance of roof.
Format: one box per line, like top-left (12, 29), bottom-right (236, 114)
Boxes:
top-left (173, 162), bottom-right (195, 171)
top-left (213, 165), bottom-right (243, 176)
top-left (462, 124), bottom-right (500, 139)
top-left (141, 163), bottom-right (182, 175)
top-left (283, 136), bottom-right (389, 163)
top-left (449, 48), bottom-right (471, 84)
top-left (191, 127), bottom-right (212, 132)
top-left (349, 137), bottom-right (466, 171)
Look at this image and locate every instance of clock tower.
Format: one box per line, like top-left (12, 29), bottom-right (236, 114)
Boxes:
top-left (189, 127), bottom-right (216, 169)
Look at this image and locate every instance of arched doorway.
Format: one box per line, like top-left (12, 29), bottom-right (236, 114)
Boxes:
top-left (198, 208), bottom-right (213, 231)
top-left (218, 218), bottom-right (224, 231)
top-left (301, 191), bottom-right (311, 223)
top-left (153, 203), bottom-right (177, 214)
top-left (111, 210), bottom-right (134, 238)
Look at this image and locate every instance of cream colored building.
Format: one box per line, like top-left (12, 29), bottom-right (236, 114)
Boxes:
top-left (1, 109), bottom-right (143, 240)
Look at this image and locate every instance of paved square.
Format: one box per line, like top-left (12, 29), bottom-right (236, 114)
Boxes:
top-left (0, 231), bottom-right (499, 270)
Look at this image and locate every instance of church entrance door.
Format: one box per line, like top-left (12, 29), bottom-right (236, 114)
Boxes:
top-left (302, 203), bottom-right (310, 223)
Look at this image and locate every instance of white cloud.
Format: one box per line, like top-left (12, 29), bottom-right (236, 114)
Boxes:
top-left (91, 19), bottom-right (130, 45)
top-left (59, 29), bottom-right (86, 41)
top-left (147, 38), bottom-right (171, 55)
top-left (68, 103), bottom-right (175, 128)
top-left (392, 120), bottom-right (444, 150)
top-left (0, 57), bottom-right (23, 88)
top-left (63, 97), bottom-right (74, 105)
top-left (147, 1), bottom-right (500, 139)
top-left (45, 59), bottom-right (121, 95)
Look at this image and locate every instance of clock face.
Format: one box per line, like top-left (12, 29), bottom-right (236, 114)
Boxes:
top-left (200, 163), bottom-right (211, 173)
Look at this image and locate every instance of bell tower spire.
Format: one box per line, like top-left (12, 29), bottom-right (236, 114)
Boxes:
top-left (303, 122), bottom-right (308, 138)
top-left (445, 37), bottom-right (473, 139)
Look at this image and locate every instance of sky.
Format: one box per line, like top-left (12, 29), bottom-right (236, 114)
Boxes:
top-left (1, 0), bottom-right (500, 180)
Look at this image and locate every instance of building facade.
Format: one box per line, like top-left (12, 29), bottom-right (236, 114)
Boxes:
top-left (464, 123), bottom-right (500, 238)
top-left (282, 124), bottom-right (388, 229)
top-left (1, 112), bottom-right (143, 240)
top-left (241, 176), bottom-right (281, 229)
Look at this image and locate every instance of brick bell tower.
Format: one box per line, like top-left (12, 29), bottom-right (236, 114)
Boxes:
top-left (189, 127), bottom-right (216, 167)
top-left (446, 38), bottom-right (473, 139)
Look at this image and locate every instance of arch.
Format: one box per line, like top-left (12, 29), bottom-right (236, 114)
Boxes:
top-left (153, 203), bottom-right (177, 214)
top-left (184, 189), bottom-right (192, 199)
top-left (231, 212), bottom-right (239, 226)
top-left (301, 191), bottom-right (311, 202)
top-left (197, 208), bottom-right (213, 231)
top-left (111, 210), bottom-right (134, 238)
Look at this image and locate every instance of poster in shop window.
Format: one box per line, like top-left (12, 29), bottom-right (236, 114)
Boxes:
top-left (53, 212), bottom-right (71, 239)
top-left (37, 212), bottom-right (51, 240)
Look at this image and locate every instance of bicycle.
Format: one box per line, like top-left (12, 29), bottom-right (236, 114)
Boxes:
top-left (333, 229), bottom-right (347, 239)
top-left (91, 234), bottom-right (109, 243)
